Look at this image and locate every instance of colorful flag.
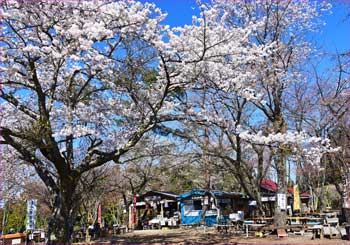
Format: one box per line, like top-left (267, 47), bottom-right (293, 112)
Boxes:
top-left (293, 185), bottom-right (301, 211)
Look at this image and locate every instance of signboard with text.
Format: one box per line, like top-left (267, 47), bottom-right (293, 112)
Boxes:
top-left (26, 199), bottom-right (37, 230)
top-left (277, 193), bottom-right (287, 210)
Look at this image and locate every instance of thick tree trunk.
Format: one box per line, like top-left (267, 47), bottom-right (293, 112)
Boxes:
top-left (274, 151), bottom-right (287, 227)
top-left (47, 177), bottom-right (78, 244)
top-left (47, 193), bottom-right (61, 244)
top-left (273, 112), bottom-right (287, 228)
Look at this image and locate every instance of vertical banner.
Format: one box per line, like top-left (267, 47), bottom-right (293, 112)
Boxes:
top-left (26, 199), bottom-right (37, 230)
top-left (277, 193), bottom-right (287, 210)
top-left (293, 185), bottom-right (301, 211)
top-left (97, 204), bottom-right (102, 224)
top-left (133, 194), bottom-right (137, 224)
top-left (343, 170), bottom-right (350, 208)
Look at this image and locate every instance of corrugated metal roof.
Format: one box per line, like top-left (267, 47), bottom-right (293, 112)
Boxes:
top-left (141, 190), bottom-right (179, 199)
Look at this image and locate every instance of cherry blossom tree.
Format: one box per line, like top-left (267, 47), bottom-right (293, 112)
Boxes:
top-left (313, 52), bottom-right (350, 215)
top-left (1, 0), bottom-right (340, 241)
top-left (159, 0), bottom-right (335, 226)
top-left (286, 51), bottom-right (350, 217)
top-left (201, 0), bottom-right (333, 226)
top-left (0, 1), bottom-right (181, 243)
top-left (1, 0), bottom-right (279, 239)
top-left (151, 0), bottom-right (277, 214)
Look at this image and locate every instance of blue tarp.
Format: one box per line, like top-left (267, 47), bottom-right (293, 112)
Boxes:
top-left (178, 189), bottom-right (246, 226)
top-left (178, 189), bottom-right (217, 226)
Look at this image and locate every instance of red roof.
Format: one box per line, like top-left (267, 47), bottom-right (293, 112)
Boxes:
top-left (260, 180), bottom-right (295, 195)
top-left (300, 192), bottom-right (311, 198)
top-left (286, 188), bottom-right (311, 197)
top-left (261, 180), bottom-right (278, 192)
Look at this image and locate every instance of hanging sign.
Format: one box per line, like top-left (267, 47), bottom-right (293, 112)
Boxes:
top-left (277, 193), bottom-right (287, 210)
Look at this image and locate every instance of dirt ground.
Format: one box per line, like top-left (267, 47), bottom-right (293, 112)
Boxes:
top-left (86, 227), bottom-right (350, 244)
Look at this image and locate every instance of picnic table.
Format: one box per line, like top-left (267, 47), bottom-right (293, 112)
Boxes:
top-left (148, 217), bottom-right (178, 229)
top-left (253, 217), bottom-right (273, 224)
top-left (243, 221), bottom-right (266, 237)
top-left (218, 216), bottom-right (326, 239)
top-left (287, 216), bottom-right (324, 225)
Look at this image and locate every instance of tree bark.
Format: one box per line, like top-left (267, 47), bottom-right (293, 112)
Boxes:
top-left (273, 112), bottom-right (288, 227)
top-left (122, 192), bottom-right (130, 228)
top-left (47, 176), bottom-right (78, 244)
top-left (274, 151), bottom-right (287, 227)
top-left (47, 192), bottom-right (61, 244)
top-left (200, 200), bottom-right (209, 225)
top-left (320, 163), bottom-right (327, 212)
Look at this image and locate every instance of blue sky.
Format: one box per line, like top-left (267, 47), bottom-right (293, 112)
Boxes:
top-left (320, 2), bottom-right (350, 54)
top-left (142, 0), bottom-right (349, 54)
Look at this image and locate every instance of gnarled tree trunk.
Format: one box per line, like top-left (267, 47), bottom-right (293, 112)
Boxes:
top-left (47, 176), bottom-right (78, 244)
